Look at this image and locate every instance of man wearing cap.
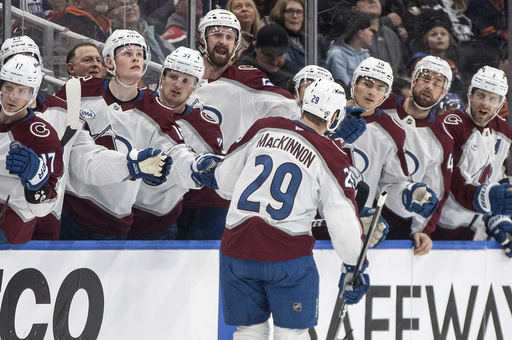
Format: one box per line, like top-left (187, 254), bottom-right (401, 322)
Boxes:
top-left (235, 23), bottom-right (301, 90)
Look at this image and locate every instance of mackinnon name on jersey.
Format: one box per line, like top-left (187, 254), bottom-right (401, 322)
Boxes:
top-left (257, 132), bottom-right (316, 168)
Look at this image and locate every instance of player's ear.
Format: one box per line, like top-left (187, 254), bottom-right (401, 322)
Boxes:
top-left (66, 63), bottom-right (74, 76)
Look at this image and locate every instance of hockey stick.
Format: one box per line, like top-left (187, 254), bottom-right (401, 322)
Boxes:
top-left (308, 181), bottom-right (369, 338)
top-left (326, 191), bottom-right (388, 340)
top-left (311, 181), bottom-right (370, 229)
top-left (61, 77), bottom-right (82, 147)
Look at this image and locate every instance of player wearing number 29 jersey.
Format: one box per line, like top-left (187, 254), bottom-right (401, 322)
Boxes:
top-left (209, 78), bottom-right (366, 338)
top-left (218, 116), bottom-right (363, 262)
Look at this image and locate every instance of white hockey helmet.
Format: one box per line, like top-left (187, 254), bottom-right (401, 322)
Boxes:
top-left (351, 57), bottom-right (394, 99)
top-left (468, 66), bottom-right (508, 100)
top-left (197, 9), bottom-right (241, 61)
top-left (293, 65), bottom-right (334, 97)
top-left (0, 36), bottom-right (42, 66)
top-left (302, 78), bottom-right (347, 133)
top-left (411, 55), bottom-right (452, 91)
top-left (467, 66), bottom-right (508, 122)
top-left (0, 55), bottom-right (42, 114)
top-left (103, 29), bottom-right (150, 77)
top-left (162, 47), bottom-right (205, 81)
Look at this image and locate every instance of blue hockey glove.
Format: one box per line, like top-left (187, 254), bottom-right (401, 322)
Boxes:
top-left (339, 261), bottom-right (370, 305)
top-left (402, 182), bottom-right (439, 218)
top-left (474, 182), bottom-right (512, 215)
top-left (191, 153), bottom-right (223, 189)
top-left (127, 148), bottom-right (172, 184)
top-left (330, 106), bottom-right (366, 143)
top-left (6, 141), bottom-right (49, 191)
top-left (485, 214), bottom-right (512, 258)
top-left (359, 206), bottom-right (389, 248)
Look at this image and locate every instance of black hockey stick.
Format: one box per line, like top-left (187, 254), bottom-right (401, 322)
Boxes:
top-left (61, 77), bottom-right (81, 147)
top-left (326, 191), bottom-right (387, 340)
top-left (311, 181), bottom-right (370, 229)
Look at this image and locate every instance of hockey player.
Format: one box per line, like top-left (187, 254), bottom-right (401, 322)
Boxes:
top-left (55, 30), bottom-right (204, 240)
top-left (1, 35), bottom-right (169, 241)
top-left (348, 57), bottom-right (440, 249)
top-left (0, 55), bottom-right (63, 244)
top-left (379, 55), bottom-right (454, 255)
top-left (0, 36), bottom-right (42, 66)
top-left (192, 78), bottom-right (370, 339)
top-left (433, 66), bottom-right (512, 249)
top-left (129, 46), bottom-right (227, 240)
top-left (188, 9), bottom-right (302, 149)
top-left (292, 65), bottom-right (334, 102)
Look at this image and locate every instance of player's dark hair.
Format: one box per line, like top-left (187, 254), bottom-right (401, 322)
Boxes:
top-left (66, 42), bottom-right (100, 64)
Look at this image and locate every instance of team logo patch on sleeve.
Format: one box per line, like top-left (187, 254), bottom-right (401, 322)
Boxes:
top-left (444, 114), bottom-right (462, 125)
top-left (30, 121), bottom-right (50, 138)
top-left (200, 111), bottom-right (218, 124)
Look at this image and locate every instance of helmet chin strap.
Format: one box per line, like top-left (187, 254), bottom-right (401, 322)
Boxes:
top-left (114, 76), bottom-right (139, 89)
top-left (0, 93), bottom-right (29, 116)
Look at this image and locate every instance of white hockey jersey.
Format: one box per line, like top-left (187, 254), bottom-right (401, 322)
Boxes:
top-left (379, 94), bottom-right (454, 236)
top-left (216, 117), bottom-right (364, 264)
top-left (33, 93), bottom-right (129, 239)
top-left (0, 108), bottom-right (63, 244)
top-left (351, 109), bottom-right (410, 207)
top-left (56, 77), bottom-right (194, 236)
top-left (187, 64), bottom-right (301, 149)
top-left (433, 109), bottom-right (512, 240)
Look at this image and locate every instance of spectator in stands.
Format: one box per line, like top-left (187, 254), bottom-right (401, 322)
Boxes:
top-left (351, 0), bottom-right (407, 78)
top-left (235, 23), bottom-right (300, 91)
top-left (160, 0), bottom-right (203, 52)
top-left (139, 0), bottom-right (175, 35)
top-left (226, 0), bottom-right (261, 59)
top-left (108, 0), bottom-right (171, 64)
top-left (433, 66), bottom-right (512, 245)
top-left (465, 0), bottom-right (507, 49)
top-left (431, 92), bottom-right (466, 116)
top-left (254, 0), bottom-right (277, 19)
top-left (267, 0), bottom-right (306, 68)
top-left (189, 9), bottom-right (300, 150)
top-left (66, 42), bottom-right (104, 78)
top-left (151, 47), bottom-right (229, 240)
top-left (326, 11), bottom-right (372, 90)
top-left (55, 0), bottom-right (112, 43)
top-left (407, 9), bottom-right (462, 96)
top-left (13, 0), bottom-right (54, 18)
top-left (379, 56), bottom-right (455, 255)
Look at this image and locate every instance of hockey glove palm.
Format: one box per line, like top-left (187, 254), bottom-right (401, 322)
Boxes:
top-left (191, 153), bottom-right (223, 189)
top-left (402, 182), bottom-right (439, 218)
top-left (474, 183), bottom-right (512, 215)
top-left (359, 206), bottom-right (389, 248)
top-left (6, 141), bottom-right (49, 191)
top-left (330, 106), bottom-right (366, 143)
top-left (339, 262), bottom-right (370, 305)
top-left (485, 214), bottom-right (512, 258)
top-left (127, 148), bottom-right (172, 185)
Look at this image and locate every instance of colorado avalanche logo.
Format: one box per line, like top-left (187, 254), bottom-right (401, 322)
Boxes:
top-left (80, 108), bottom-right (96, 119)
top-left (405, 150), bottom-right (420, 176)
top-left (443, 114), bottom-right (462, 125)
top-left (200, 110), bottom-right (218, 124)
top-left (238, 65), bottom-right (258, 71)
top-left (353, 148), bottom-right (370, 175)
top-left (202, 105), bottom-right (223, 125)
top-left (30, 121), bottom-right (50, 138)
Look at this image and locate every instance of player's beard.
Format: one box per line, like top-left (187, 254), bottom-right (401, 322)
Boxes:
top-left (208, 45), bottom-right (232, 67)
top-left (412, 88), bottom-right (437, 109)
